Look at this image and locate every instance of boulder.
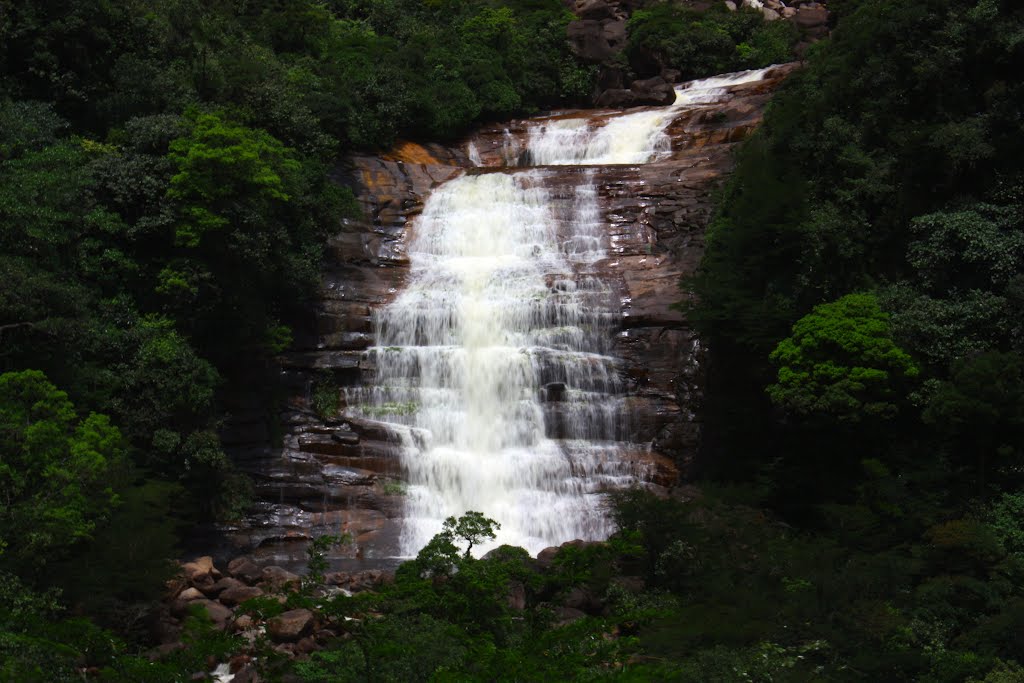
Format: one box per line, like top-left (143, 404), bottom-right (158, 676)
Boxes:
top-left (181, 556), bottom-right (219, 583)
top-left (630, 76), bottom-right (676, 106)
top-left (227, 557), bottom-right (263, 584)
top-left (203, 577), bottom-right (245, 598)
top-left (219, 584), bottom-right (265, 607)
top-left (551, 606), bottom-right (587, 627)
top-left (260, 566), bottom-right (300, 589)
top-left (177, 587), bottom-right (204, 601)
top-left (295, 636), bottom-right (320, 655)
top-left (536, 545), bottom-right (561, 570)
top-left (567, 20), bottom-right (616, 63)
top-left (191, 599), bottom-right (233, 630)
top-left (231, 614), bottom-right (255, 633)
top-left (794, 6), bottom-right (828, 30)
top-left (595, 88), bottom-right (637, 108)
top-left (267, 608), bottom-right (315, 643)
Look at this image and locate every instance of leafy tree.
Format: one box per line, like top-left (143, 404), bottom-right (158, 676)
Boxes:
top-left (768, 293), bottom-right (919, 421)
top-left (443, 511), bottom-right (500, 559)
top-left (167, 109), bottom-right (300, 248)
top-left (0, 370), bottom-right (126, 574)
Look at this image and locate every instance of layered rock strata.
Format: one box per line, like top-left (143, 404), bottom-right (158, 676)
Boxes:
top-left (220, 64), bottom-right (797, 570)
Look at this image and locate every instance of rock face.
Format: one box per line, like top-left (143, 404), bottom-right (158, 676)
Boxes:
top-left (217, 66), bottom-right (797, 571)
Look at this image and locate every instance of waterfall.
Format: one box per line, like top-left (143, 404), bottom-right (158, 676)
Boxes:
top-left (349, 68), bottom-right (772, 557)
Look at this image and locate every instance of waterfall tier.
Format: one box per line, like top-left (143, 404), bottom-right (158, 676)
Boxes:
top-left (221, 64), bottom-right (796, 570)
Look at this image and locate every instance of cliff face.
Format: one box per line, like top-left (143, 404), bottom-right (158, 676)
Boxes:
top-left (221, 64), bottom-right (797, 569)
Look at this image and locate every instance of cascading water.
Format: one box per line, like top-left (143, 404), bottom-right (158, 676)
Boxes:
top-left (349, 67), bottom-right (772, 556)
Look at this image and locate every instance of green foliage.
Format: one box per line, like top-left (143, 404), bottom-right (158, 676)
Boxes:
top-left (312, 376), bottom-right (341, 420)
top-left (0, 370), bottom-right (126, 573)
top-left (443, 511), bottom-right (500, 559)
top-left (167, 110), bottom-right (301, 247)
top-left (304, 534), bottom-right (350, 590)
top-left (627, 4), bottom-right (797, 81)
top-left (768, 293), bottom-right (919, 421)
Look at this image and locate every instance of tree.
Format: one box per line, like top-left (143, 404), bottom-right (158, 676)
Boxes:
top-left (166, 109), bottom-right (300, 248)
top-left (442, 511), bottom-right (500, 559)
top-left (767, 293), bottom-right (919, 422)
top-left (0, 370), bottom-right (126, 573)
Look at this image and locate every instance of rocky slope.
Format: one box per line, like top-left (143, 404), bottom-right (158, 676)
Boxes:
top-left (216, 64), bottom-right (798, 571)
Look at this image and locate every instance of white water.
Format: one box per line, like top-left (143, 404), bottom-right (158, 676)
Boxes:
top-left (351, 69), bottom-right (772, 556)
top-left (526, 67), bottom-right (772, 166)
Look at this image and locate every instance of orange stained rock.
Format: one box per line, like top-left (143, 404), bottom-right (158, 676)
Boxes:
top-left (382, 141), bottom-right (440, 165)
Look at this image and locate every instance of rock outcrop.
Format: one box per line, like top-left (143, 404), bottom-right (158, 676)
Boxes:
top-left (215, 65), bottom-right (797, 572)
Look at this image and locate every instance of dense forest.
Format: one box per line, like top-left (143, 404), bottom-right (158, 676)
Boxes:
top-left (1, 0), bottom-right (1022, 680)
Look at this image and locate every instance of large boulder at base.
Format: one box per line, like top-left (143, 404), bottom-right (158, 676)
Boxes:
top-left (595, 88), bottom-right (638, 108)
top-left (181, 556), bottom-right (220, 583)
top-left (260, 565), bottom-right (300, 589)
top-left (267, 608), bottom-right (315, 642)
top-left (219, 584), bottom-right (265, 607)
top-left (227, 557), bottom-right (263, 584)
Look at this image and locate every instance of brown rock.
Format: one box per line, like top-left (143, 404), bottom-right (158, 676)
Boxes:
top-left (267, 608), bottom-right (315, 643)
top-left (260, 566), bottom-right (300, 589)
top-left (630, 76), bottom-right (676, 106)
top-left (536, 546), bottom-right (561, 570)
top-left (232, 614), bottom-right (255, 632)
top-left (227, 557), bottom-right (263, 584)
top-left (295, 636), bottom-right (320, 655)
top-left (551, 606), bottom-right (587, 627)
top-left (595, 88), bottom-right (637, 108)
top-left (567, 20), bottom-right (616, 63)
top-left (191, 599), bottom-right (233, 630)
top-left (219, 584), bottom-right (265, 607)
top-left (181, 556), bottom-right (220, 582)
top-left (177, 587), bottom-right (204, 601)
top-left (203, 577), bottom-right (245, 598)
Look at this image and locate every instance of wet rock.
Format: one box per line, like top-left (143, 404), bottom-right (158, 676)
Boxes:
top-left (267, 609), bottom-right (315, 642)
top-left (630, 76), bottom-right (676, 106)
top-left (219, 584), bottom-right (265, 607)
top-left (261, 566), bottom-right (301, 590)
top-left (228, 557), bottom-right (263, 584)
top-left (595, 88), bottom-right (638, 108)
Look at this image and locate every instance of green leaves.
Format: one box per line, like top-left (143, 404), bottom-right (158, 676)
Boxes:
top-left (167, 110), bottom-right (300, 247)
top-left (0, 370), bottom-right (126, 572)
top-left (768, 293), bottom-right (919, 421)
